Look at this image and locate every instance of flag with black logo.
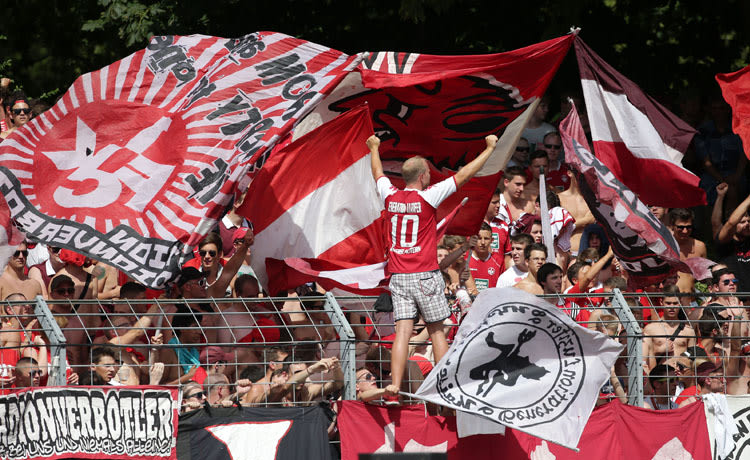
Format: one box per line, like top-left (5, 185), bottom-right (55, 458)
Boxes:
top-left (559, 103), bottom-right (691, 287)
top-left (413, 287), bottom-right (623, 450)
top-left (0, 32), bottom-right (358, 287)
top-left (176, 405), bottom-right (332, 460)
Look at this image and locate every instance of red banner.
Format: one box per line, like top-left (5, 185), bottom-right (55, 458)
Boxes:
top-left (0, 386), bottom-right (179, 460)
top-left (338, 400), bottom-right (711, 460)
top-left (0, 32), bottom-right (357, 287)
top-left (295, 35), bottom-right (574, 235)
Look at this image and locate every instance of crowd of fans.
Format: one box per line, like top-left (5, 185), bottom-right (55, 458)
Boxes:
top-left (0, 76), bottom-right (749, 432)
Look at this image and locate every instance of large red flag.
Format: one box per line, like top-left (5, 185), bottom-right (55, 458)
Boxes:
top-left (0, 32), bottom-right (357, 287)
top-left (239, 105), bottom-right (386, 294)
top-left (717, 65), bottom-right (750, 158)
top-left (574, 37), bottom-right (706, 207)
top-left (293, 35), bottom-right (575, 235)
top-left (337, 401), bottom-right (711, 460)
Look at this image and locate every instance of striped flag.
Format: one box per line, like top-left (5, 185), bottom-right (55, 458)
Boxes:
top-left (240, 104), bottom-right (386, 294)
top-left (0, 32), bottom-right (357, 287)
top-left (574, 37), bottom-right (706, 207)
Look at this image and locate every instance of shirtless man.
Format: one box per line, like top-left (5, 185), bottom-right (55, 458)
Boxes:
top-left (513, 243), bottom-right (547, 295)
top-left (499, 166), bottom-right (534, 225)
top-left (642, 286), bottom-right (696, 371)
top-left (54, 249), bottom-right (99, 301)
top-left (668, 208), bottom-right (707, 293)
top-left (0, 243), bottom-right (43, 301)
top-left (558, 169), bottom-right (595, 257)
top-left (521, 151), bottom-right (548, 205)
top-left (47, 274), bottom-right (100, 367)
top-left (90, 260), bottom-right (121, 300)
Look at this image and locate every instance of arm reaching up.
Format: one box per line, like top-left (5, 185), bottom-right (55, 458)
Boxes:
top-left (367, 135), bottom-right (384, 181)
top-left (453, 135), bottom-right (498, 189)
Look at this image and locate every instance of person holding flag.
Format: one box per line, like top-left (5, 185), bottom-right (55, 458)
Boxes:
top-left (366, 133), bottom-right (498, 397)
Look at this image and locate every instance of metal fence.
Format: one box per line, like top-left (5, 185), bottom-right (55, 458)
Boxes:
top-left (1, 289), bottom-right (745, 411)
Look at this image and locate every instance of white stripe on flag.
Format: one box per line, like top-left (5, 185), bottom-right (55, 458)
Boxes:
top-left (251, 155), bottom-right (383, 288)
top-left (582, 79), bottom-right (683, 165)
top-left (475, 99), bottom-right (539, 177)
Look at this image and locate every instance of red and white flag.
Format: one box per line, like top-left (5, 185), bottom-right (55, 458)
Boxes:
top-left (338, 400), bottom-right (711, 460)
top-left (0, 32), bottom-right (357, 287)
top-left (574, 37), bottom-right (705, 207)
top-left (239, 104), bottom-right (386, 294)
top-left (716, 65), bottom-right (750, 158)
top-left (560, 103), bottom-right (691, 288)
top-left (264, 195), bottom-right (467, 295)
top-left (294, 35), bottom-right (575, 235)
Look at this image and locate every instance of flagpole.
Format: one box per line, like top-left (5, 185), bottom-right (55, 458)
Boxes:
top-left (539, 166), bottom-right (556, 263)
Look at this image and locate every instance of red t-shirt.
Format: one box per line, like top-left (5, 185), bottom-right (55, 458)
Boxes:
top-left (239, 315), bottom-right (281, 344)
top-left (467, 252), bottom-right (502, 292)
top-left (378, 176), bottom-right (456, 273)
top-left (488, 219), bottom-right (510, 270)
top-left (0, 349), bottom-right (20, 395)
top-left (675, 385), bottom-right (699, 405)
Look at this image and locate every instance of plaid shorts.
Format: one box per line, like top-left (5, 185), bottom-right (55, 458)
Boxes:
top-left (389, 270), bottom-right (450, 324)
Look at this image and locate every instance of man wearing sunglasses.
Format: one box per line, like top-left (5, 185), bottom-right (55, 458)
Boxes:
top-left (28, 246), bottom-right (65, 299)
top-left (538, 132), bottom-right (569, 191)
top-left (14, 357), bottom-right (43, 388)
top-left (0, 91), bottom-right (32, 140)
top-left (0, 243), bottom-right (43, 304)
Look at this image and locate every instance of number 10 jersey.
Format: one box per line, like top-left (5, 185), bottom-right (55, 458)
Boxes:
top-left (377, 175), bottom-right (457, 274)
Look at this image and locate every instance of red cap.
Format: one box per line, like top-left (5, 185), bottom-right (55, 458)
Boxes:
top-left (233, 227), bottom-right (249, 241)
top-left (59, 249), bottom-right (86, 267)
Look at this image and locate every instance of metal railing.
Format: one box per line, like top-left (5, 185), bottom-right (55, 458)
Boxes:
top-left (1, 289), bottom-right (746, 412)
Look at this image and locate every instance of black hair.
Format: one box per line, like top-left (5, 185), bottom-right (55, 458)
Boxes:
top-left (524, 242), bottom-right (547, 260)
top-left (537, 263), bottom-right (562, 285)
top-left (668, 208), bottom-right (694, 226)
top-left (530, 150), bottom-right (548, 162)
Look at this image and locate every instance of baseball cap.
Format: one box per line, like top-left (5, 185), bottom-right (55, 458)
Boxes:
top-left (233, 227), bottom-right (249, 241)
top-left (199, 346), bottom-right (233, 365)
top-left (177, 267), bottom-right (204, 287)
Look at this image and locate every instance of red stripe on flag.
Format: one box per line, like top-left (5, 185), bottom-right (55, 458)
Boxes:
top-left (592, 140), bottom-right (705, 208)
top-left (717, 65), bottom-right (750, 159)
top-left (241, 104), bottom-right (374, 233)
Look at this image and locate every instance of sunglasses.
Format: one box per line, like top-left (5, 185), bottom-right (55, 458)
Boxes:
top-left (13, 250), bottom-right (28, 258)
top-left (515, 146), bottom-right (530, 152)
top-left (199, 249), bottom-right (217, 258)
top-left (29, 370), bottom-right (42, 377)
top-left (186, 391), bottom-right (206, 399)
top-left (674, 224), bottom-right (693, 230)
top-left (186, 278), bottom-right (207, 288)
top-left (233, 239), bottom-right (244, 246)
top-left (544, 143), bottom-right (562, 149)
top-left (12, 108), bottom-right (32, 116)
top-left (54, 287), bottom-right (76, 295)
top-left (358, 372), bottom-right (376, 381)
top-left (722, 278), bottom-right (739, 286)
top-left (50, 247), bottom-right (61, 253)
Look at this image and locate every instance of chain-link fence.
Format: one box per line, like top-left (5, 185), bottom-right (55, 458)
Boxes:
top-left (1, 289), bottom-right (746, 412)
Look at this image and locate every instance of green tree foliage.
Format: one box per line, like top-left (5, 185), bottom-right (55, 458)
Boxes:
top-left (1, 0), bottom-right (748, 107)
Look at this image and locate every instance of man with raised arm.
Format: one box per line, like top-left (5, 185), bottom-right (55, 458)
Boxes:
top-left (367, 133), bottom-right (498, 397)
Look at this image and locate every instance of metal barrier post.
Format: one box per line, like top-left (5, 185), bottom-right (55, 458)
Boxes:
top-left (34, 295), bottom-right (67, 386)
top-left (611, 289), bottom-right (643, 407)
top-left (323, 292), bottom-right (357, 400)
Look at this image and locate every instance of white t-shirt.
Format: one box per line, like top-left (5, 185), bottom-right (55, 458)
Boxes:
top-left (495, 265), bottom-right (527, 288)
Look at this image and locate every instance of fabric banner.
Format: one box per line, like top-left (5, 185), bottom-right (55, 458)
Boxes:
top-left (239, 104), bottom-right (384, 294)
top-left (716, 65), bottom-right (750, 158)
top-left (559, 103), bottom-right (690, 288)
top-left (0, 386), bottom-right (178, 460)
top-left (0, 32), bottom-right (357, 287)
top-left (338, 400), bottom-right (711, 460)
top-left (413, 287), bottom-right (623, 449)
top-left (574, 36), bottom-right (705, 207)
top-left (293, 34), bottom-right (574, 235)
top-left (706, 395), bottom-right (750, 459)
top-left (176, 405), bottom-right (331, 460)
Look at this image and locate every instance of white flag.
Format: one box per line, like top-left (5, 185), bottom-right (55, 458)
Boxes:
top-left (414, 287), bottom-right (623, 450)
